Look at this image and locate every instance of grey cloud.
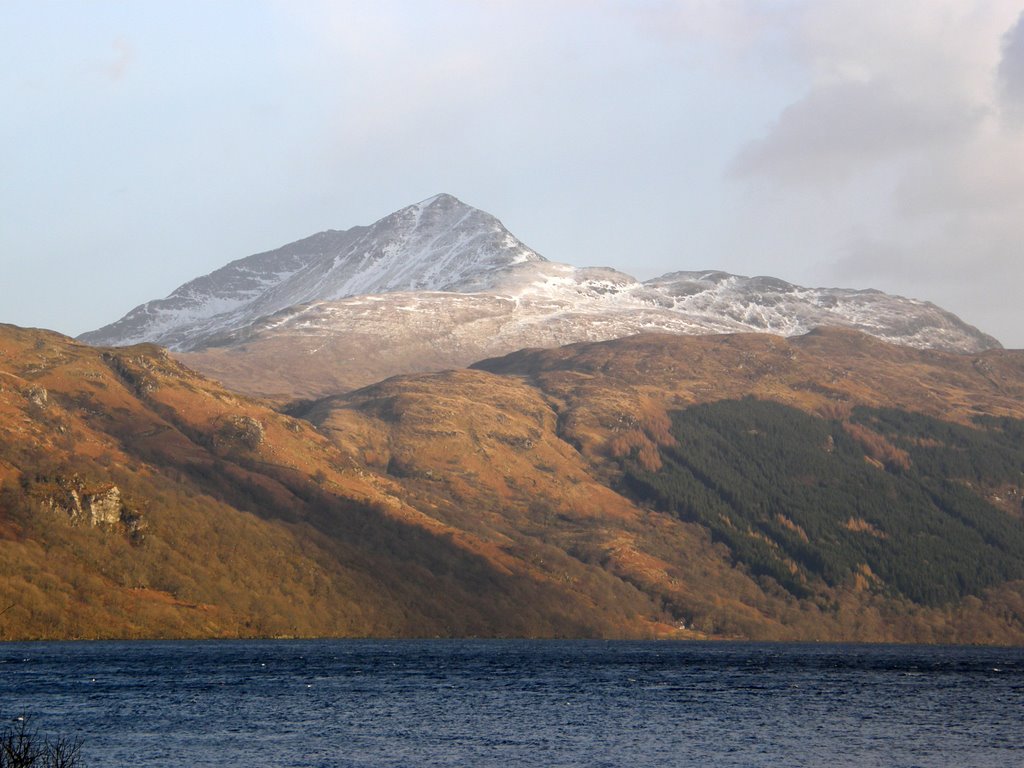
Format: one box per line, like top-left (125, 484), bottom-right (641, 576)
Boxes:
top-left (730, 79), bottom-right (976, 184)
top-left (830, 234), bottom-right (908, 282)
top-left (826, 210), bottom-right (1024, 347)
top-left (895, 139), bottom-right (1024, 219)
top-left (1000, 11), bottom-right (1024, 108)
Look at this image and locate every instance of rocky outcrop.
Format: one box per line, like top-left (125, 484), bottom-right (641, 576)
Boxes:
top-left (33, 475), bottom-right (143, 533)
top-left (214, 415), bottom-right (265, 451)
top-left (24, 385), bottom-right (48, 409)
top-left (101, 352), bottom-right (160, 396)
top-left (81, 485), bottom-right (123, 526)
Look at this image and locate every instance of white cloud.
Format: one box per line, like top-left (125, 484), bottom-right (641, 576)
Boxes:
top-left (896, 124), bottom-right (1024, 218)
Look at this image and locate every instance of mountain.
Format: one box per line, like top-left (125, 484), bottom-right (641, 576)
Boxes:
top-left (178, 263), bottom-right (1000, 400)
top-left (78, 194), bottom-right (544, 350)
top-left (6, 321), bottom-right (1024, 642)
top-left (80, 195), bottom-right (1000, 398)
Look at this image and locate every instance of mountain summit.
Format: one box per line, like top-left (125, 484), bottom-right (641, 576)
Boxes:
top-left (79, 194), bottom-right (543, 349)
top-left (80, 195), bottom-right (1000, 394)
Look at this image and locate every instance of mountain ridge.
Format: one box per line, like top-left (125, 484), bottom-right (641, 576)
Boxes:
top-left (174, 267), bottom-right (1002, 400)
top-left (79, 195), bottom-right (1001, 373)
top-left (79, 194), bottom-right (544, 350)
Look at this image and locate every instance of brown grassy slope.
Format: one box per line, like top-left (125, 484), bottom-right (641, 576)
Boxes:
top-left (0, 324), bottom-right (668, 639)
top-left (7, 323), bottom-right (1024, 642)
top-left (472, 329), bottom-right (1024, 462)
top-left (300, 328), bottom-right (1024, 643)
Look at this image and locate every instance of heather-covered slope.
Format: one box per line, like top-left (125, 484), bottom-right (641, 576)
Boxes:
top-left (0, 324), bottom-right (668, 639)
top-left (4, 324), bottom-right (1024, 642)
top-left (301, 329), bottom-right (1024, 643)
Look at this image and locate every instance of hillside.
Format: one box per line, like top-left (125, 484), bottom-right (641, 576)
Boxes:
top-left (0, 324), bottom-right (668, 639)
top-left (300, 329), bottom-right (1024, 642)
top-left (3, 324), bottom-right (1024, 642)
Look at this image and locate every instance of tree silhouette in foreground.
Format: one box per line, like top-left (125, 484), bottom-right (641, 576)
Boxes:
top-left (0, 719), bottom-right (83, 768)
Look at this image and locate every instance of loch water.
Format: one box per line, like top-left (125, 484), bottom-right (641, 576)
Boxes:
top-left (1, 640), bottom-right (1021, 767)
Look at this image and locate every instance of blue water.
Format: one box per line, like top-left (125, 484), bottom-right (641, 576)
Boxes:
top-left (1, 640), bottom-right (1022, 767)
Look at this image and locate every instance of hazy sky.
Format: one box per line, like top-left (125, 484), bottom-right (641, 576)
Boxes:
top-left (3, 1), bottom-right (1023, 347)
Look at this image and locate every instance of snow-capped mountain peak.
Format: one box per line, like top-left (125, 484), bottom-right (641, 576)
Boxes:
top-left (79, 195), bottom-right (1000, 366)
top-left (79, 194), bottom-right (545, 349)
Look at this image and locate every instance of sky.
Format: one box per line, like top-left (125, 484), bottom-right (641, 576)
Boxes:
top-left (2, 1), bottom-right (1023, 347)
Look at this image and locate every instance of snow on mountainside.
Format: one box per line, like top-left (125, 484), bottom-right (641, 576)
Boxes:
top-left (79, 194), bottom-right (543, 349)
top-left (174, 259), bottom-right (1001, 398)
top-left (641, 271), bottom-right (999, 352)
top-left (80, 194), bottom-right (1001, 365)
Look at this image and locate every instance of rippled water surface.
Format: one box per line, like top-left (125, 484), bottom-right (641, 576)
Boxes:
top-left (1, 640), bottom-right (1022, 767)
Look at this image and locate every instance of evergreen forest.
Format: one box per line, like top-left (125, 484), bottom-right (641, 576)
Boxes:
top-left (620, 399), bottom-right (1024, 606)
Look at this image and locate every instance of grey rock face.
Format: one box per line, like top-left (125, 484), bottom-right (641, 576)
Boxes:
top-left (41, 480), bottom-right (126, 527)
top-left (81, 486), bottom-right (124, 526)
